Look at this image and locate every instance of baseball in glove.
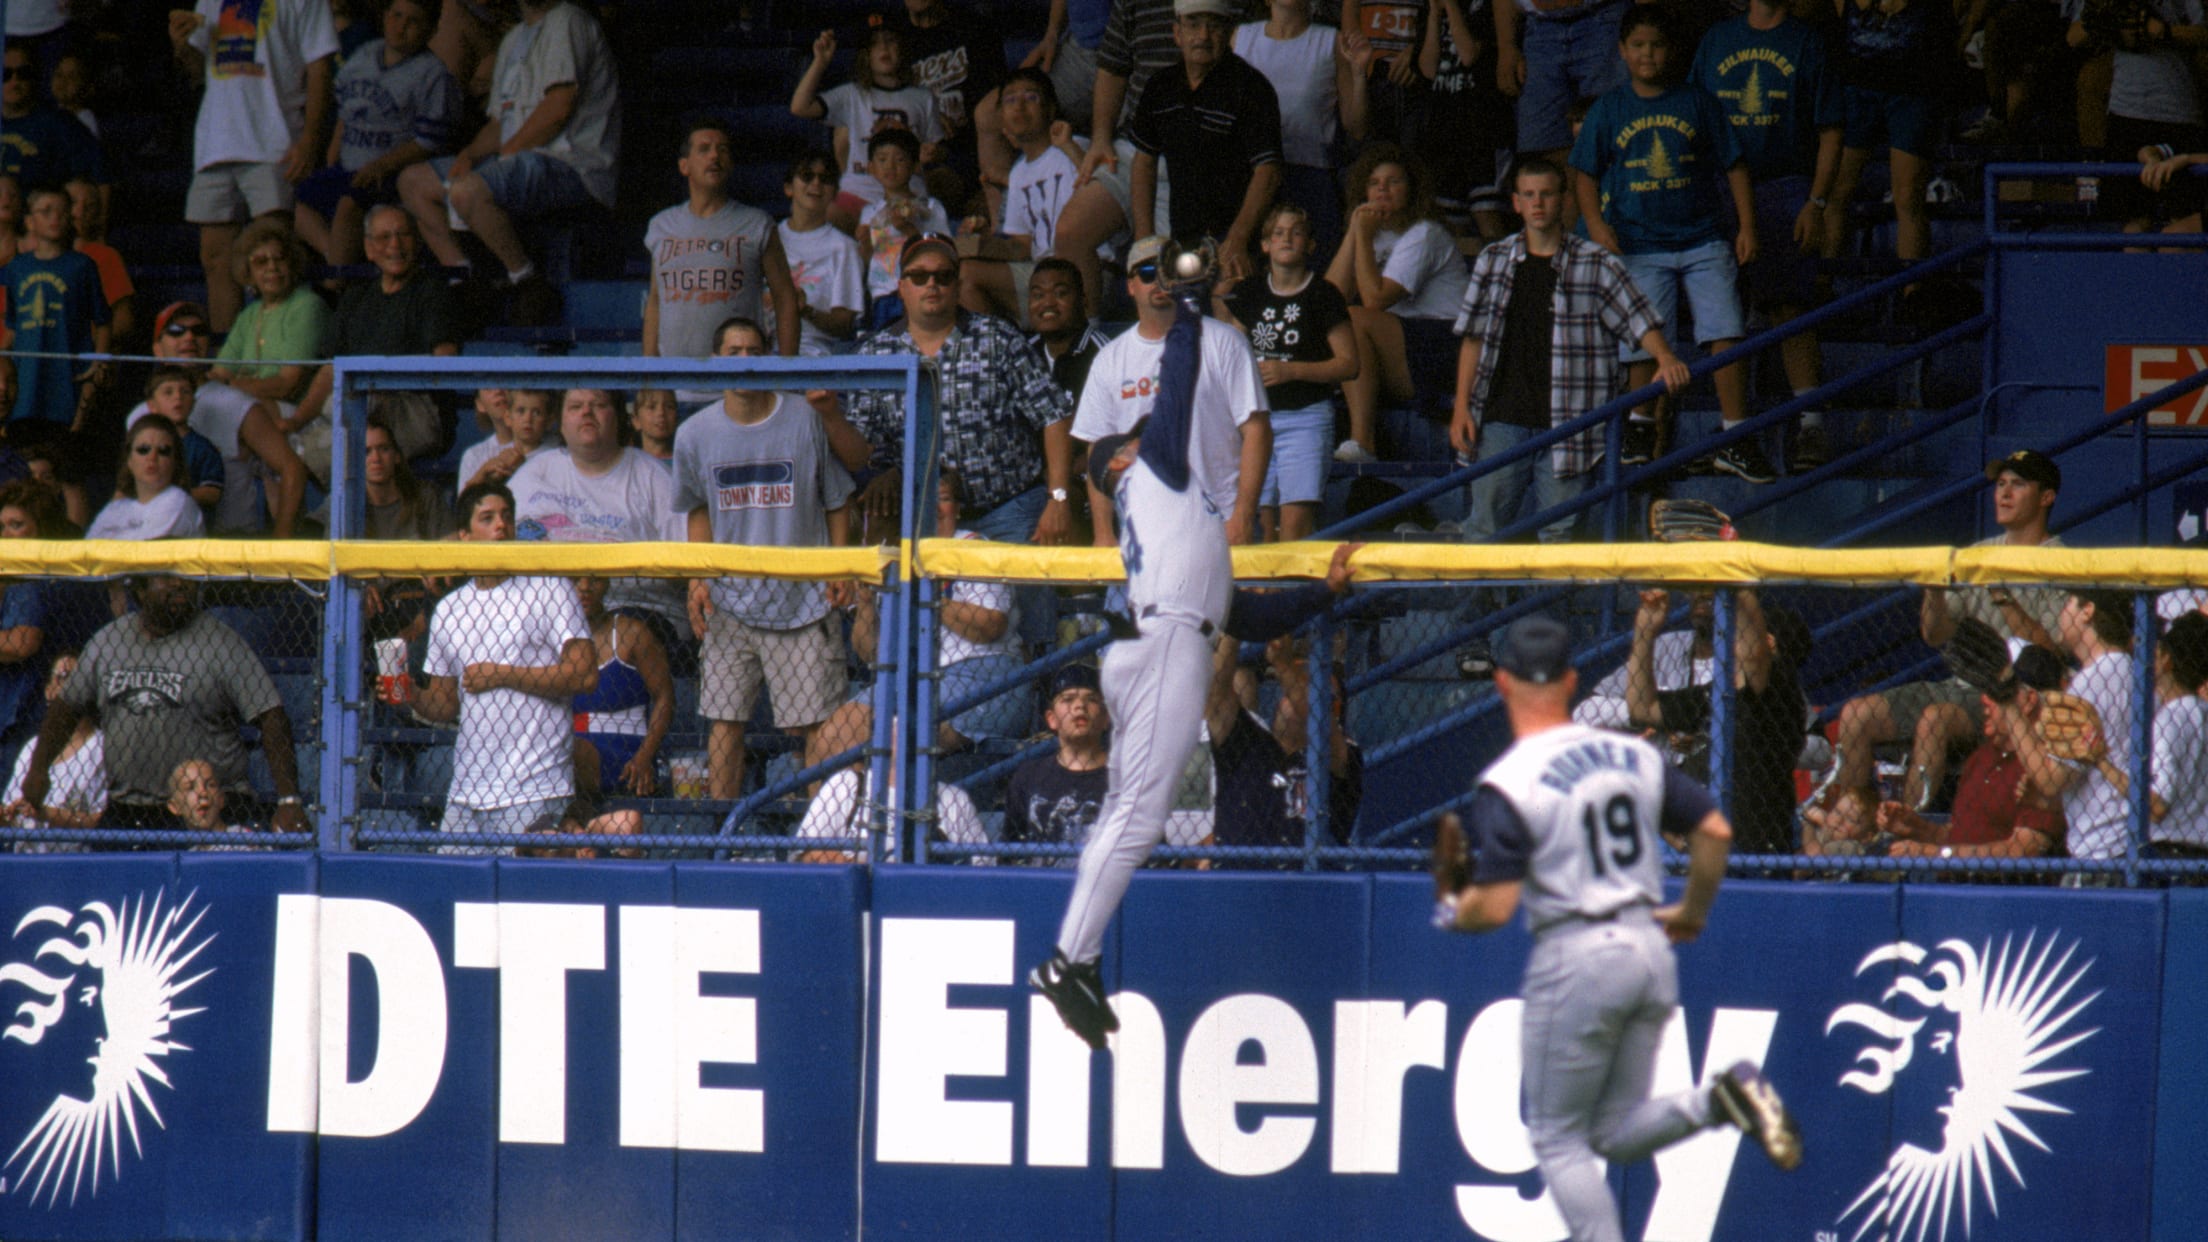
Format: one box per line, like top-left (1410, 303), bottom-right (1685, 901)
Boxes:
top-left (1943, 617), bottom-right (2012, 696)
top-left (2035, 691), bottom-right (2107, 762)
top-left (1649, 497), bottom-right (1737, 543)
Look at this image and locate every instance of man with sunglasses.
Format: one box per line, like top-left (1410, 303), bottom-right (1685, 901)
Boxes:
top-left (844, 234), bottom-right (1078, 546)
top-left (125, 302), bottom-right (310, 537)
top-left (0, 47), bottom-right (108, 216)
top-left (1074, 235), bottom-right (1270, 548)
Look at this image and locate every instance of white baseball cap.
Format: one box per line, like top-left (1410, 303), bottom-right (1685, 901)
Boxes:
top-left (1174, 0), bottom-right (1238, 17)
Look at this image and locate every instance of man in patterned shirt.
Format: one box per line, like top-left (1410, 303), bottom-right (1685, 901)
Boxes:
top-left (845, 235), bottom-right (1079, 545)
top-left (1449, 158), bottom-right (1690, 544)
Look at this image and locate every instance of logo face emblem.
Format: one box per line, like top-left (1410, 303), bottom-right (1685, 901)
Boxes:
top-left (1824, 933), bottom-right (2100, 1242)
top-left (1, 891), bottom-right (214, 1206)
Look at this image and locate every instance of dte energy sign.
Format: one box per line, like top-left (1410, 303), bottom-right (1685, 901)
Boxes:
top-left (0, 858), bottom-right (2188, 1242)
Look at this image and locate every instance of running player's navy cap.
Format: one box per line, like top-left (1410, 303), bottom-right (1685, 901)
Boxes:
top-left (1086, 418), bottom-right (1148, 494)
top-left (1495, 615), bottom-right (1572, 684)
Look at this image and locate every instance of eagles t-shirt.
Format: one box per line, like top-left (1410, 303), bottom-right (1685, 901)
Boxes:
top-left (1569, 83), bottom-right (1743, 253)
top-left (1224, 269), bottom-right (1350, 411)
top-left (65, 610), bottom-right (282, 807)
top-left (1689, 14), bottom-right (1844, 182)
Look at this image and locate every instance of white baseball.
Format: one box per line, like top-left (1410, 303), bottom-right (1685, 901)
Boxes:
top-left (1173, 251), bottom-right (1205, 280)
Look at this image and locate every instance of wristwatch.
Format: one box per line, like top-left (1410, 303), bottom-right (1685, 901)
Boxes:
top-left (1049, 487), bottom-right (1069, 503)
top-left (1809, 196), bottom-right (1830, 209)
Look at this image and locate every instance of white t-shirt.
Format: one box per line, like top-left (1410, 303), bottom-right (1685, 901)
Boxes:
top-left (488, 0), bottom-right (621, 206)
top-left (1233, 21), bottom-right (1339, 169)
top-left (777, 220), bottom-right (867, 356)
top-left (455, 438), bottom-right (554, 497)
top-left (1073, 317), bottom-right (1266, 521)
top-left (2062, 650), bottom-right (2135, 861)
top-left (2152, 694), bottom-right (2208, 848)
top-left (1003, 144), bottom-right (1082, 257)
top-left (5, 0), bottom-right (69, 37)
top-left (821, 82), bottom-right (944, 205)
top-left (939, 529), bottom-right (1021, 667)
top-left (86, 488), bottom-right (206, 540)
top-left (132, 382), bottom-right (266, 533)
top-left (425, 574), bottom-right (590, 809)
top-left (861, 193), bottom-right (953, 300)
top-left (3, 731), bottom-right (106, 837)
top-left (188, 0), bottom-right (341, 170)
top-left (1576, 631), bottom-right (1709, 730)
top-left (1375, 219), bottom-right (1470, 320)
top-left (796, 769), bottom-right (987, 858)
top-left (508, 447), bottom-right (685, 625)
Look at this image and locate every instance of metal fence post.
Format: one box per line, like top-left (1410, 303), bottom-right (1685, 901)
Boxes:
top-left (316, 361), bottom-right (362, 851)
top-left (2129, 590), bottom-right (2154, 887)
top-left (896, 357), bottom-right (940, 865)
top-left (1709, 588), bottom-right (1735, 823)
top-left (910, 576), bottom-right (942, 863)
top-left (867, 565), bottom-right (901, 861)
top-left (1304, 611), bottom-right (1335, 870)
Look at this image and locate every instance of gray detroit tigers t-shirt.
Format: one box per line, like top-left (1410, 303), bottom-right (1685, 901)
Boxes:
top-left (65, 610), bottom-right (282, 806)
top-left (672, 393), bottom-right (855, 629)
top-left (644, 198), bottom-right (776, 362)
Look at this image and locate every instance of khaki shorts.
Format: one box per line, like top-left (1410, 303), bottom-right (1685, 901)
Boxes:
top-left (1881, 677), bottom-right (1984, 740)
top-left (187, 161), bottom-right (294, 224)
top-left (699, 610), bottom-right (845, 728)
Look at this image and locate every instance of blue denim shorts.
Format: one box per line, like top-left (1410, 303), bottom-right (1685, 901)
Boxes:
top-left (433, 150), bottom-right (595, 216)
top-left (940, 652), bottom-right (1035, 741)
top-left (1619, 239), bottom-right (1746, 358)
top-left (1261, 401), bottom-right (1334, 508)
top-left (1842, 84), bottom-right (1943, 158)
top-left (1518, 2), bottom-right (1631, 152)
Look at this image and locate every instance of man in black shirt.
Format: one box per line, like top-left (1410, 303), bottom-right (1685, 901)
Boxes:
top-left (1626, 586), bottom-right (1810, 855)
top-left (1001, 663), bottom-right (1112, 861)
top-left (1126, 0), bottom-right (1284, 283)
top-left (1202, 630), bottom-right (1363, 867)
top-left (1026, 257), bottom-right (1114, 402)
top-left (896, 0), bottom-right (1010, 217)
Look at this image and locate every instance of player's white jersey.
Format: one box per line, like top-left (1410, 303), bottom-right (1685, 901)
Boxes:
top-left (1480, 724), bottom-right (1667, 933)
top-left (1116, 455), bottom-right (1232, 631)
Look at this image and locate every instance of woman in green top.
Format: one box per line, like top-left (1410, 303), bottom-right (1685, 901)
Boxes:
top-left (209, 217), bottom-right (330, 411)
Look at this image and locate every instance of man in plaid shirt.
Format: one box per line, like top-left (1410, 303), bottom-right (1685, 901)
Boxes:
top-left (845, 235), bottom-right (1079, 545)
top-left (1449, 159), bottom-right (1691, 546)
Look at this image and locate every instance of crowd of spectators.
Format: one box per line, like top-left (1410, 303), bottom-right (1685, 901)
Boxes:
top-left (0, 0), bottom-right (2203, 863)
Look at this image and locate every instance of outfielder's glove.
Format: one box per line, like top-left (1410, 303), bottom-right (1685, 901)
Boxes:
top-left (1649, 497), bottom-right (1736, 543)
top-left (1431, 811), bottom-right (1470, 901)
top-left (2035, 691), bottom-right (2106, 762)
top-left (1943, 617), bottom-right (2012, 696)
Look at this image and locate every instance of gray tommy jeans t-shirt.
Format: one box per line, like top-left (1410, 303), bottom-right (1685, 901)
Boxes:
top-left (672, 392), bottom-right (856, 629)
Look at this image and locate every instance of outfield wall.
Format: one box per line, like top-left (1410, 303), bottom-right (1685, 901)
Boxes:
top-left (0, 856), bottom-right (2192, 1242)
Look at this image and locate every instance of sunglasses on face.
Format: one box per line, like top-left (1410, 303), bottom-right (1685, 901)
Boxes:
top-left (793, 169), bottom-right (834, 184)
top-left (1131, 262), bottom-right (1161, 284)
top-left (904, 267), bottom-right (958, 287)
top-left (1, 67), bottom-right (25, 82)
top-left (164, 321), bottom-right (210, 337)
top-left (134, 443), bottom-right (176, 458)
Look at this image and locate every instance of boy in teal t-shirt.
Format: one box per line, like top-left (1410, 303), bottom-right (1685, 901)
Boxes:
top-left (1569, 6), bottom-right (1767, 484)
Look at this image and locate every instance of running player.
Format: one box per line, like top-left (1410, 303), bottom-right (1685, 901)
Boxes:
top-left (1434, 614), bottom-right (1801, 1241)
top-left (1030, 276), bottom-right (1357, 1049)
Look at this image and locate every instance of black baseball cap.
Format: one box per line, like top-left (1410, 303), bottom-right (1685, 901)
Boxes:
top-left (1494, 615), bottom-right (1572, 684)
top-left (1985, 449), bottom-right (2060, 492)
top-left (1047, 663), bottom-right (1100, 698)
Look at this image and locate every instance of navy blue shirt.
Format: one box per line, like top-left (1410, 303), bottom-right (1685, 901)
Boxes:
top-left (1689, 15), bottom-right (1844, 182)
top-left (0, 107), bottom-right (109, 188)
top-left (1568, 83), bottom-right (1745, 253)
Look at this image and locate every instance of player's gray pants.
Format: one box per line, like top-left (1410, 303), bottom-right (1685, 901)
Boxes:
top-left (1055, 620), bottom-right (1213, 964)
top-left (1522, 915), bottom-right (1711, 1242)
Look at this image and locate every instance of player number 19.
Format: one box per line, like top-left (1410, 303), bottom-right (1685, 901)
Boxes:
top-left (1581, 794), bottom-right (1643, 877)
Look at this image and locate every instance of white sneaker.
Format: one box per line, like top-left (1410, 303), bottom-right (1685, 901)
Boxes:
top-left (1334, 440), bottom-right (1377, 464)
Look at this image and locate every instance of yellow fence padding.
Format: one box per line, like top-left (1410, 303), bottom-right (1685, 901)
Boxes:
top-left (0, 538), bottom-right (2195, 588)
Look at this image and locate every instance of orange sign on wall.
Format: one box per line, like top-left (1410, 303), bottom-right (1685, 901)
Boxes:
top-left (2105, 344), bottom-right (2208, 427)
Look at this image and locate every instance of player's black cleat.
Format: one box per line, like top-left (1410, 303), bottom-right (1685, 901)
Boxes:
top-left (1031, 951), bottom-right (1118, 1050)
top-left (1713, 1061), bottom-right (1803, 1170)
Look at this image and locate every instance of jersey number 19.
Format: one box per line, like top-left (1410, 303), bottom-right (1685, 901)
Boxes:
top-left (1581, 794), bottom-right (1643, 877)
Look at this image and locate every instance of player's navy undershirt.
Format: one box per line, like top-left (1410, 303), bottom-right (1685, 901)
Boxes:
top-left (1468, 764), bottom-right (1717, 884)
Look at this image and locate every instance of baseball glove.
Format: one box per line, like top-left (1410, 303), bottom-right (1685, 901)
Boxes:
top-left (1943, 617), bottom-right (2012, 696)
top-left (1649, 497), bottom-right (1736, 543)
top-left (1431, 811), bottom-right (1470, 900)
top-left (2036, 691), bottom-right (2106, 761)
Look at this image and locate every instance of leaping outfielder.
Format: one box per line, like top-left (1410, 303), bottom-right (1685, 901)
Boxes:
top-left (1030, 249), bottom-right (1357, 1049)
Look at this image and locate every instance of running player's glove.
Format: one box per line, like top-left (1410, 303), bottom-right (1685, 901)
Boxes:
top-left (2035, 691), bottom-right (2107, 762)
top-left (1430, 812), bottom-right (1469, 928)
top-left (1649, 498), bottom-right (1736, 543)
top-left (1943, 617), bottom-right (2012, 697)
